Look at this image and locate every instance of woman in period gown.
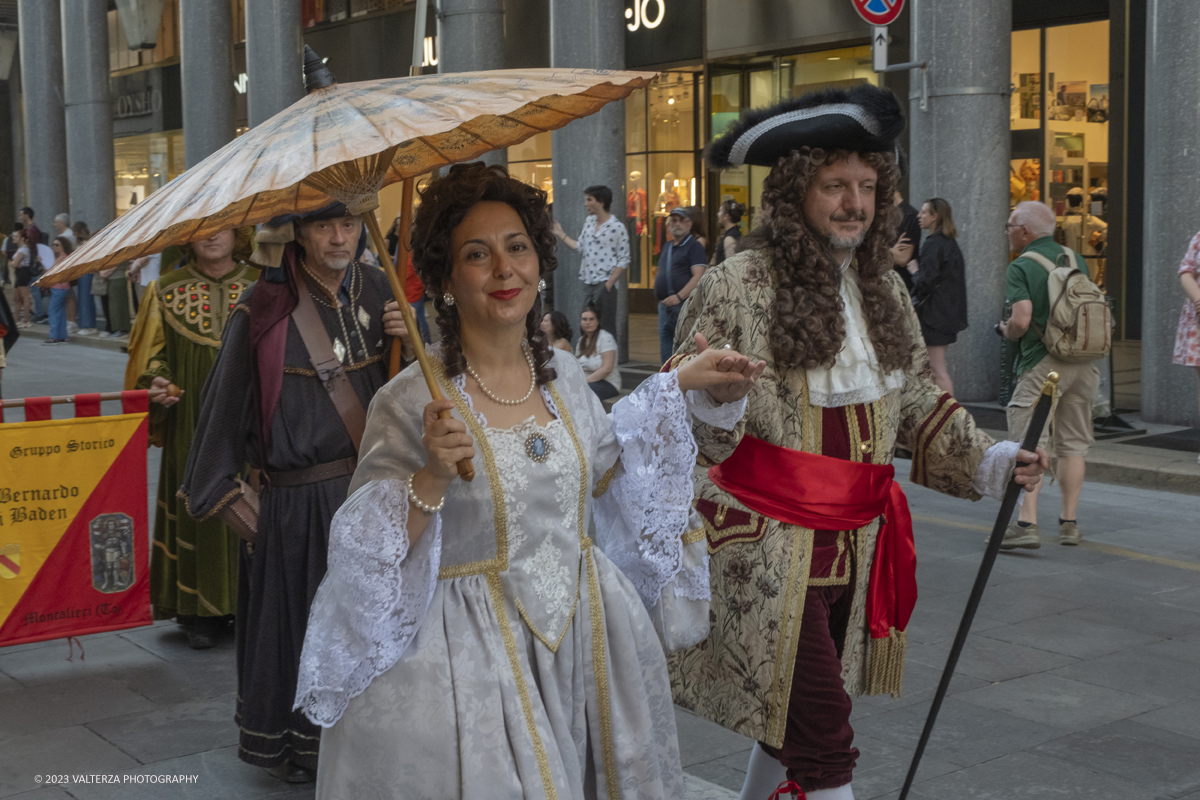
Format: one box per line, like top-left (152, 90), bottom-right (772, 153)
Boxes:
top-left (293, 163), bottom-right (765, 799)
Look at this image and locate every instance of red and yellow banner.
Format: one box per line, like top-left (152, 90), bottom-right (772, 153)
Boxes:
top-left (0, 402), bottom-right (151, 647)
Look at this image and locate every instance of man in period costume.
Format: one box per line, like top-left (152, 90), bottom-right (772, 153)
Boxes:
top-left (179, 204), bottom-right (410, 782)
top-left (664, 85), bottom-right (1046, 799)
top-left (133, 227), bottom-right (257, 649)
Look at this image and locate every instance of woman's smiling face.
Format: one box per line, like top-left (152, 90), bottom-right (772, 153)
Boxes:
top-left (445, 201), bottom-right (541, 333)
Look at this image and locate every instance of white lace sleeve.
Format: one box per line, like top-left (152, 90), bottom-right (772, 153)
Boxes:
top-left (972, 440), bottom-right (1020, 501)
top-left (592, 370), bottom-right (703, 609)
top-left (294, 478), bottom-right (442, 727)
top-left (687, 389), bottom-right (746, 431)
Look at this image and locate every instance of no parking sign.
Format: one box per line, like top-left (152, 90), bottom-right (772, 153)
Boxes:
top-left (853, 0), bottom-right (905, 26)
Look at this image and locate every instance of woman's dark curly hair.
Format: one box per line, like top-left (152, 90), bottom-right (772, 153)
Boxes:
top-left (741, 147), bottom-right (913, 373)
top-left (411, 162), bottom-right (559, 384)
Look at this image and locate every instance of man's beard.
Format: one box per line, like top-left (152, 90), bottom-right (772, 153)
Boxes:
top-left (829, 231), bottom-right (866, 250)
top-left (324, 255), bottom-right (352, 271)
top-left (827, 211), bottom-right (868, 250)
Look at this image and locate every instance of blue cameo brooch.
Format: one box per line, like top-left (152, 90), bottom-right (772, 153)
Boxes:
top-left (524, 431), bottom-right (552, 463)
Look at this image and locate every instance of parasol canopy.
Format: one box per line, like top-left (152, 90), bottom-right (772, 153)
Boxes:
top-left (42, 67), bottom-right (656, 284)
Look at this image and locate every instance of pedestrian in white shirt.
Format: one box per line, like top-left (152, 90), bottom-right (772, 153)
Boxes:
top-left (575, 306), bottom-right (621, 400)
top-left (552, 185), bottom-right (630, 340)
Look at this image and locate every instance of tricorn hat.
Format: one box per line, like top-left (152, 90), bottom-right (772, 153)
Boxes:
top-left (707, 83), bottom-right (906, 170)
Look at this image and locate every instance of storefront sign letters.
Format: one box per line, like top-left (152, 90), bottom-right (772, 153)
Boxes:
top-left (626, 0), bottom-right (665, 31)
top-left (853, 0), bottom-right (904, 27)
top-left (114, 88), bottom-right (162, 120)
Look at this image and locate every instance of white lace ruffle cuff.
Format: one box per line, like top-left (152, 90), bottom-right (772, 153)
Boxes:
top-left (972, 439), bottom-right (1021, 501)
top-left (686, 389), bottom-right (746, 431)
top-left (294, 478), bottom-right (442, 727)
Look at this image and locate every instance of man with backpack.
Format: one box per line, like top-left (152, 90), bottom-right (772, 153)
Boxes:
top-left (1000, 201), bottom-right (1111, 549)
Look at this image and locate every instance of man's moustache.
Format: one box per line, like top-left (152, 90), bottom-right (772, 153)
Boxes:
top-left (830, 213), bottom-right (867, 222)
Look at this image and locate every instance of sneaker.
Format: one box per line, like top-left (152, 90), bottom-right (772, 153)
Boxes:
top-left (77, 328), bottom-right (98, 336)
top-left (1059, 520), bottom-right (1082, 546)
top-left (66, 321), bottom-right (79, 333)
top-left (97, 331), bottom-right (113, 338)
top-left (999, 521), bottom-right (1041, 550)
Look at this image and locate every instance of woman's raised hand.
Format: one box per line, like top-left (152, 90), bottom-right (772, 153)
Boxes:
top-left (421, 398), bottom-right (476, 483)
top-left (675, 333), bottom-right (767, 405)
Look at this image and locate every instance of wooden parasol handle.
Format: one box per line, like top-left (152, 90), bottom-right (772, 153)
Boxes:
top-left (387, 181), bottom-right (415, 379)
top-left (363, 187), bottom-right (475, 482)
top-left (0, 384), bottom-right (181, 409)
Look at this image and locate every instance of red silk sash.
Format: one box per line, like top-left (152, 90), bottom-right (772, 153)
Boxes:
top-left (708, 435), bottom-right (917, 640)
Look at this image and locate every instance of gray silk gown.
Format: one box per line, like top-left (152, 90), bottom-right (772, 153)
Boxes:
top-left (294, 349), bottom-right (742, 799)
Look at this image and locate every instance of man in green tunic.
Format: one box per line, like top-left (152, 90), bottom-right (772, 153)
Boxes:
top-left (136, 227), bottom-right (258, 648)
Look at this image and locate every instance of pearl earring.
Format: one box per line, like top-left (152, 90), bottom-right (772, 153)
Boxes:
top-left (443, 292), bottom-right (456, 306)
top-left (537, 278), bottom-right (547, 292)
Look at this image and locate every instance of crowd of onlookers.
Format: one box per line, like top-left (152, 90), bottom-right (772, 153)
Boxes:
top-left (0, 206), bottom-right (149, 344)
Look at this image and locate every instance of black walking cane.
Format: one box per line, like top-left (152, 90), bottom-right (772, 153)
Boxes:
top-left (897, 372), bottom-right (1058, 800)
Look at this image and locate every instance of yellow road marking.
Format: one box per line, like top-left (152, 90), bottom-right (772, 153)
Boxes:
top-left (912, 514), bottom-right (1200, 574)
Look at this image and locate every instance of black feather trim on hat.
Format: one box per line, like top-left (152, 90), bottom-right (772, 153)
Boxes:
top-left (706, 84), bottom-right (906, 170)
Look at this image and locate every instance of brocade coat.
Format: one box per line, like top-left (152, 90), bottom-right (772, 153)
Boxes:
top-left (666, 248), bottom-right (994, 748)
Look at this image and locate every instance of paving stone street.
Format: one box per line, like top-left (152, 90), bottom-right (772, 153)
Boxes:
top-left (3, 344), bottom-right (1200, 799)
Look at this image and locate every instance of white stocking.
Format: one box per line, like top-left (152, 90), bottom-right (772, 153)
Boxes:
top-left (738, 743), bottom-right (789, 800)
top-left (806, 783), bottom-right (855, 800)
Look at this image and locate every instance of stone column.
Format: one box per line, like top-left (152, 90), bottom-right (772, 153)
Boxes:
top-left (61, 0), bottom-right (115, 231)
top-left (8, 60), bottom-right (23, 215)
top-left (907, 0), bottom-right (1011, 400)
top-left (17, 0), bottom-right (68, 225)
top-left (180, 0), bottom-right (234, 167)
top-left (0, 81), bottom-right (14, 228)
top-left (549, 0), bottom-right (628, 361)
top-left (436, 0), bottom-right (504, 167)
top-left (245, 0), bottom-right (303, 128)
top-left (1141, 0), bottom-right (1200, 426)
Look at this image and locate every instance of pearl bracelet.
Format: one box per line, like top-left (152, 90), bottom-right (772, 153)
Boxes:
top-left (406, 472), bottom-right (445, 515)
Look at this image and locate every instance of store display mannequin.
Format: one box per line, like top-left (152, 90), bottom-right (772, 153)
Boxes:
top-left (628, 171), bottom-right (648, 236)
top-left (657, 173), bottom-right (681, 213)
top-left (1060, 187), bottom-right (1107, 255)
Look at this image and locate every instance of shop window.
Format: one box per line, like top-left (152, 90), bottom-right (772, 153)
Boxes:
top-left (710, 72), bottom-right (740, 139)
top-left (1045, 21), bottom-right (1109, 280)
top-left (1010, 28), bottom-right (1042, 208)
top-left (114, 131), bottom-right (184, 216)
top-left (648, 73), bottom-right (695, 153)
top-left (625, 155), bottom-right (649, 285)
top-left (626, 88), bottom-right (647, 153)
top-left (507, 131), bottom-right (553, 202)
top-left (781, 46), bottom-right (878, 96)
top-left (1010, 21), bottom-right (1110, 289)
top-left (625, 72), bottom-right (703, 291)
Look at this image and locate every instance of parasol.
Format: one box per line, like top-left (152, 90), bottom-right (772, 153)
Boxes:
top-left (42, 60), bottom-right (654, 281)
top-left (43, 54), bottom-right (655, 481)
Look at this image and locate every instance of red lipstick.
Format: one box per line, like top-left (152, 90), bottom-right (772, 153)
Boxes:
top-left (489, 288), bottom-right (521, 301)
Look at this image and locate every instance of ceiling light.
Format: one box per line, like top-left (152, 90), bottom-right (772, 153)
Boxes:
top-left (827, 57), bottom-right (841, 61)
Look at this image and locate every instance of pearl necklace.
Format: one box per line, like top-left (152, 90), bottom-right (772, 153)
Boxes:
top-left (465, 346), bottom-right (537, 406)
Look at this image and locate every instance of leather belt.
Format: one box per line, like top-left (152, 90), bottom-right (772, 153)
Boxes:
top-left (262, 457), bottom-right (358, 488)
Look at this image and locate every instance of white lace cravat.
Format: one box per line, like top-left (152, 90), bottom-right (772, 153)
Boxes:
top-left (805, 259), bottom-right (906, 408)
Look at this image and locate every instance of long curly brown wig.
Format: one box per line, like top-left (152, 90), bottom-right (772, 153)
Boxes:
top-left (741, 147), bottom-right (913, 373)
top-left (410, 162), bottom-right (558, 384)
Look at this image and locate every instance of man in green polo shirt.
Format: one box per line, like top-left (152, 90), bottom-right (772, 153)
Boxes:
top-left (999, 201), bottom-right (1099, 549)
